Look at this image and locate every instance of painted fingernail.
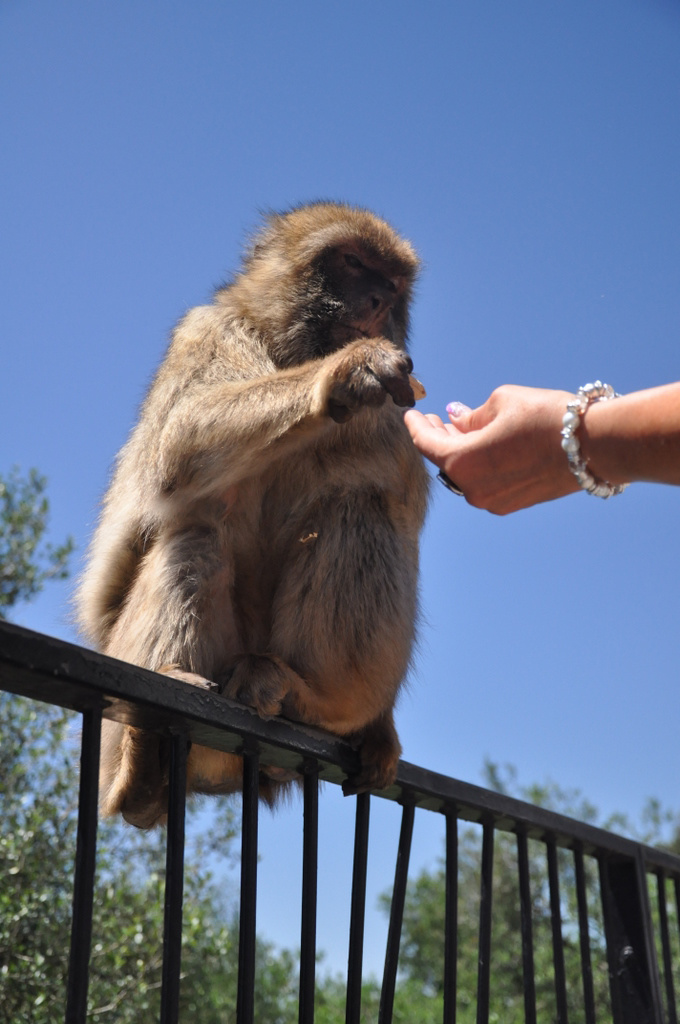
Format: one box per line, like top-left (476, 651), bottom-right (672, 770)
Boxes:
top-left (446, 401), bottom-right (469, 418)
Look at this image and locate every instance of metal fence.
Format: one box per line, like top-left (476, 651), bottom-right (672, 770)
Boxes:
top-left (1, 619), bottom-right (679, 1024)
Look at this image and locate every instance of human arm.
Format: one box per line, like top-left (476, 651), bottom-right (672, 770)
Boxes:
top-left (403, 382), bottom-right (680, 515)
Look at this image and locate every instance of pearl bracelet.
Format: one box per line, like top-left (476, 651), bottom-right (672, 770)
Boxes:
top-left (561, 381), bottom-right (628, 499)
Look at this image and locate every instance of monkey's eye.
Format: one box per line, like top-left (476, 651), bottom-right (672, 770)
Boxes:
top-left (344, 253), bottom-right (364, 270)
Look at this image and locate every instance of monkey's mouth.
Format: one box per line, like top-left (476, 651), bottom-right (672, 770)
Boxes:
top-left (315, 323), bottom-right (373, 359)
top-left (335, 323), bottom-right (370, 341)
top-left (315, 324), bottom-right (362, 352)
top-left (338, 317), bottom-right (394, 343)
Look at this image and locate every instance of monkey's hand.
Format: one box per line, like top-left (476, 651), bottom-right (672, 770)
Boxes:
top-left (158, 664), bottom-right (221, 692)
top-left (342, 711), bottom-right (401, 796)
top-left (326, 339), bottom-right (415, 424)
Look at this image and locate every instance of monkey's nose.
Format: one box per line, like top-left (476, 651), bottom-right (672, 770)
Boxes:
top-left (370, 289), bottom-right (395, 312)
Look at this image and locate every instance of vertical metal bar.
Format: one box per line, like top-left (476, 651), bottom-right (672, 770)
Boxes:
top-left (656, 873), bottom-right (678, 1024)
top-left (237, 747), bottom-right (260, 1024)
top-left (674, 876), bottom-right (680, 1024)
top-left (632, 850), bottom-right (664, 1024)
top-left (346, 793), bottom-right (370, 1024)
top-left (379, 799), bottom-right (415, 1024)
top-left (546, 837), bottom-right (569, 1024)
top-left (598, 854), bottom-right (665, 1024)
top-left (299, 762), bottom-right (319, 1024)
top-left (599, 855), bottom-right (624, 1024)
top-left (65, 707), bottom-right (102, 1024)
top-left (516, 829), bottom-right (536, 1024)
top-left (160, 731), bottom-right (189, 1024)
top-left (476, 821), bottom-right (494, 1024)
top-left (443, 811), bottom-right (458, 1024)
top-left (573, 845), bottom-right (596, 1024)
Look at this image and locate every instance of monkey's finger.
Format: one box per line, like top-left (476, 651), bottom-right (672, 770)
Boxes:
top-left (341, 778), bottom-right (368, 797)
top-left (342, 765), bottom-right (395, 796)
top-left (380, 371), bottom-right (416, 408)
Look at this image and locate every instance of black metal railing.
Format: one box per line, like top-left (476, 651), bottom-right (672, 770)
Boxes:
top-left (1, 619), bottom-right (679, 1024)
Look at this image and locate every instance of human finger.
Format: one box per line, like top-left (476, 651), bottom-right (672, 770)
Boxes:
top-left (403, 408), bottom-right (466, 462)
top-left (423, 413), bottom-right (446, 428)
top-left (445, 401), bottom-right (474, 432)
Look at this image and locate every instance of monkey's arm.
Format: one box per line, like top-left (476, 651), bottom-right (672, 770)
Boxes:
top-left (154, 337), bottom-right (415, 503)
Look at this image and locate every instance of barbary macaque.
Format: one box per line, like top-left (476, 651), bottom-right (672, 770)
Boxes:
top-left (76, 202), bottom-right (430, 827)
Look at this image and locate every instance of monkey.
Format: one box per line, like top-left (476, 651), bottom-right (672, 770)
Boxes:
top-left (75, 201), bottom-right (430, 828)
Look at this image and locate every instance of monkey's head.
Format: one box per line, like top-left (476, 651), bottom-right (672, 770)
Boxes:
top-left (221, 202), bottom-right (420, 367)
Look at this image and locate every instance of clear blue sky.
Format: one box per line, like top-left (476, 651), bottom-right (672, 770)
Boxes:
top-left (2, 0), bottom-right (680, 974)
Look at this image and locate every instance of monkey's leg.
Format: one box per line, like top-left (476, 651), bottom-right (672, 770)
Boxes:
top-left (224, 499), bottom-right (417, 793)
top-left (98, 666), bottom-right (227, 828)
top-left (99, 528), bottom-right (244, 827)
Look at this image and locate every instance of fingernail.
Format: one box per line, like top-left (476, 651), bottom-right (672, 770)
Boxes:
top-left (446, 401), bottom-right (468, 418)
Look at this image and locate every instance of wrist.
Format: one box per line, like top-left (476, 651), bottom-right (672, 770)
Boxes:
top-left (579, 383), bottom-right (680, 486)
top-left (561, 382), bottom-right (629, 499)
top-left (577, 398), bottom-right (632, 486)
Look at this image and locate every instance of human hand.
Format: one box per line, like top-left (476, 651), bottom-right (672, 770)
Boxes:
top-left (403, 385), bottom-right (580, 515)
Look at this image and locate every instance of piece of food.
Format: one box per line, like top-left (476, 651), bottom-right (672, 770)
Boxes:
top-left (408, 374), bottom-right (426, 400)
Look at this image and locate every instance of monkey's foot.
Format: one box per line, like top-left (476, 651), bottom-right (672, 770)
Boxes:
top-left (100, 725), bottom-right (169, 829)
top-left (342, 716), bottom-right (401, 796)
top-left (120, 788), bottom-right (168, 829)
top-left (222, 654), bottom-right (303, 719)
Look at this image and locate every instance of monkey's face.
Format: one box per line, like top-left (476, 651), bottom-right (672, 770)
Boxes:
top-left (227, 203), bottom-right (419, 367)
top-left (315, 246), bottom-right (410, 354)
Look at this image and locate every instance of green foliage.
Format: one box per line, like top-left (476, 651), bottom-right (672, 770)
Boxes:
top-left (0, 698), bottom-right (76, 1022)
top-left (0, 467), bottom-right (74, 617)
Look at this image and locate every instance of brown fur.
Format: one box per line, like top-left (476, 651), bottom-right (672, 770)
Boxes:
top-left (75, 202), bottom-right (430, 828)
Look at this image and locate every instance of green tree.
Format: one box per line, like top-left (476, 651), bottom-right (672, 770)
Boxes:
top-left (0, 467), bottom-right (74, 617)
